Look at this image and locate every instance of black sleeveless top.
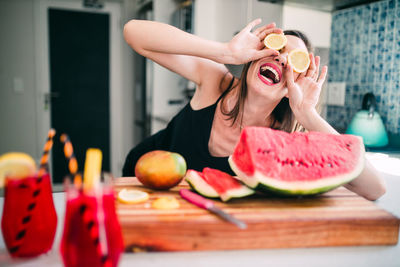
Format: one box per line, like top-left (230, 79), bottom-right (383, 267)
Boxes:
top-left (122, 80), bottom-right (235, 177)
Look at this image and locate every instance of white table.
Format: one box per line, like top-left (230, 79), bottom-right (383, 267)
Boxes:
top-left (1, 171), bottom-right (399, 267)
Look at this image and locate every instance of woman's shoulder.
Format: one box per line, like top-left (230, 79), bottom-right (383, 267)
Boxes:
top-left (191, 71), bottom-right (237, 110)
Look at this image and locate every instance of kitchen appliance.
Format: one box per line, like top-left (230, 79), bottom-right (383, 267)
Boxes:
top-left (346, 92), bottom-right (389, 148)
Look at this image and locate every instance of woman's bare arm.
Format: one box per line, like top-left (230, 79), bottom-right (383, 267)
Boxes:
top-left (285, 58), bottom-right (386, 201)
top-left (297, 109), bottom-right (386, 201)
top-left (123, 19), bottom-right (281, 86)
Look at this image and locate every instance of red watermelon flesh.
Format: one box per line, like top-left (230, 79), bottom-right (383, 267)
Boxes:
top-left (229, 127), bottom-right (365, 195)
top-left (185, 169), bottom-right (219, 198)
top-left (201, 168), bottom-right (254, 202)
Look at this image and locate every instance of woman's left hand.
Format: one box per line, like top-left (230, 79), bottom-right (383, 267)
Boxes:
top-left (285, 54), bottom-right (328, 120)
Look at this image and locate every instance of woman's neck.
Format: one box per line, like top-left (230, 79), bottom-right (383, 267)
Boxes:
top-left (240, 88), bottom-right (282, 128)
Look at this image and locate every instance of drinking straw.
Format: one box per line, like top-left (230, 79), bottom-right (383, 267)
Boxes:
top-left (83, 148), bottom-right (102, 191)
top-left (60, 134), bottom-right (82, 188)
top-left (81, 148), bottom-right (109, 262)
top-left (37, 129), bottom-right (56, 178)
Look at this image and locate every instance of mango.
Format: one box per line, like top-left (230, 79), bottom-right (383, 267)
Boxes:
top-left (135, 150), bottom-right (187, 190)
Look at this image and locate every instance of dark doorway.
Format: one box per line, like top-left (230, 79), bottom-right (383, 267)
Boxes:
top-left (48, 8), bottom-right (110, 183)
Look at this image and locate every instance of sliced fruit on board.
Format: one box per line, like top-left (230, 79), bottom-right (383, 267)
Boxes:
top-left (201, 168), bottom-right (254, 202)
top-left (185, 169), bottom-right (219, 198)
top-left (117, 188), bottom-right (149, 204)
top-left (185, 168), bottom-right (254, 202)
top-left (229, 127), bottom-right (365, 196)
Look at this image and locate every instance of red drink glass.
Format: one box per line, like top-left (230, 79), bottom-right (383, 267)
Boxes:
top-left (1, 173), bottom-right (58, 257)
top-left (60, 183), bottom-right (124, 267)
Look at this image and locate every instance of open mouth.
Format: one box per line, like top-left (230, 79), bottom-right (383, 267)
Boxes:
top-left (258, 63), bottom-right (282, 85)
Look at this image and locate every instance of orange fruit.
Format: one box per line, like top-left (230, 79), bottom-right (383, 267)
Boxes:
top-left (135, 150), bottom-right (187, 190)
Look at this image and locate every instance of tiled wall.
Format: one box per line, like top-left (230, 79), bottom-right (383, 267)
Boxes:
top-left (327, 0), bottom-right (400, 134)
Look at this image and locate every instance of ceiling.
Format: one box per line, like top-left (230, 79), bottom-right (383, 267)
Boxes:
top-left (259, 0), bottom-right (382, 12)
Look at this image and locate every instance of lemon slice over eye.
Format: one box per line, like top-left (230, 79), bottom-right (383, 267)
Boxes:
top-left (0, 152), bottom-right (37, 187)
top-left (264, 33), bottom-right (287, 50)
top-left (288, 49), bottom-right (310, 73)
top-left (117, 188), bottom-right (149, 204)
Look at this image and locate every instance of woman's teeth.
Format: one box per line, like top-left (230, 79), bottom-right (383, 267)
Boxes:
top-left (260, 65), bottom-right (280, 83)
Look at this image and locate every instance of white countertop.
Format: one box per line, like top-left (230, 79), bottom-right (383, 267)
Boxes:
top-left (1, 158), bottom-right (399, 267)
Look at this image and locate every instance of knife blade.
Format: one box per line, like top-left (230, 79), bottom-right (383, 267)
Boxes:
top-left (179, 189), bottom-right (247, 229)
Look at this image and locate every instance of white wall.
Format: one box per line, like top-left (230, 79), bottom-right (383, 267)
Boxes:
top-left (0, 0), bottom-right (39, 160)
top-left (0, 0), bottom-right (136, 176)
top-left (195, 0), bottom-right (282, 42)
top-left (151, 0), bottom-right (186, 134)
top-left (249, 0), bottom-right (283, 27)
top-left (282, 5), bottom-right (331, 48)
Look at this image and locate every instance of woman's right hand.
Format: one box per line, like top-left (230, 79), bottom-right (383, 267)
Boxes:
top-left (226, 19), bottom-right (282, 65)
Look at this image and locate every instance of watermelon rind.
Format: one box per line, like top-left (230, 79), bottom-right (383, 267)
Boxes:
top-left (219, 185), bottom-right (254, 202)
top-left (185, 170), bottom-right (219, 198)
top-left (228, 140), bottom-right (365, 196)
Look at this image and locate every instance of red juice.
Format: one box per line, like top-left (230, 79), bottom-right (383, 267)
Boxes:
top-left (60, 186), bottom-right (124, 267)
top-left (1, 173), bottom-right (58, 257)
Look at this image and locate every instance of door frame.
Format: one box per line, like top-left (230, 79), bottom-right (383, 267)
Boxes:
top-left (34, 0), bottom-right (123, 181)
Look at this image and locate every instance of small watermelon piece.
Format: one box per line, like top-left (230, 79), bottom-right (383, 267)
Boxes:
top-left (229, 127), bottom-right (365, 196)
top-left (185, 169), bottom-right (219, 198)
top-left (202, 168), bottom-right (254, 202)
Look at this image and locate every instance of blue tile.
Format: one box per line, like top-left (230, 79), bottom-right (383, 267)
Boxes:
top-left (388, 0), bottom-right (395, 9)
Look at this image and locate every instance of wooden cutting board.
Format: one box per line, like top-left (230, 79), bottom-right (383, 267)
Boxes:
top-left (114, 177), bottom-right (399, 252)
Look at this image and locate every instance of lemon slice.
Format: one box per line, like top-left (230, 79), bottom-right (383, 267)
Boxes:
top-left (152, 196), bottom-right (180, 210)
top-left (264, 33), bottom-right (287, 50)
top-left (288, 48), bottom-right (310, 73)
top-left (0, 152), bottom-right (37, 187)
top-left (117, 188), bottom-right (149, 204)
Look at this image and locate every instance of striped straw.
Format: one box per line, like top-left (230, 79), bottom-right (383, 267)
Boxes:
top-left (37, 129), bottom-right (56, 178)
top-left (60, 133), bottom-right (82, 188)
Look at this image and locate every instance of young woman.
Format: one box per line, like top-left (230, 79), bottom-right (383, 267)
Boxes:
top-left (122, 19), bottom-right (386, 200)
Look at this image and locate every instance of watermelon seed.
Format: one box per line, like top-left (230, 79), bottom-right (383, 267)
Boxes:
top-left (345, 143), bottom-right (352, 151)
top-left (15, 229), bottom-right (26, 240)
top-left (27, 202), bottom-right (36, 211)
top-left (101, 255), bottom-right (108, 263)
top-left (33, 189), bottom-right (41, 197)
top-left (258, 149), bottom-right (271, 155)
top-left (93, 237), bottom-right (100, 245)
top-left (79, 204), bottom-right (87, 215)
top-left (18, 184), bottom-right (29, 189)
top-left (10, 246), bottom-right (19, 253)
top-left (87, 220), bottom-right (95, 230)
top-left (22, 215), bottom-right (31, 224)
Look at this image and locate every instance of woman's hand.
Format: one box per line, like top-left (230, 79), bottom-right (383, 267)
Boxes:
top-left (285, 54), bottom-right (328, 123)
top-left (226, 19), bottom-right (282, 64)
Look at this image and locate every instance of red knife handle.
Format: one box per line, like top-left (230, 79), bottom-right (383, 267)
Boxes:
top-left (180, 189), bottom-right (214, 210)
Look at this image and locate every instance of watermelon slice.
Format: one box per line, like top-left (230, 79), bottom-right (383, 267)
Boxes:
top-left (185, 168), bottom-right (254, 201)
top-left (185, 169), bottom-right (219, 198)
top-left (229, 127), bottom-right (365, 196)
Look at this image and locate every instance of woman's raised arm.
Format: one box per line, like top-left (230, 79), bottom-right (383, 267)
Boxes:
top-left (123, 19), bottom-right (281, 86)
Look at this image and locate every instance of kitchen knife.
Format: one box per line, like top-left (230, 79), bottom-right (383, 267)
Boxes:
top-left (179, 189), bottom-right (247, 229)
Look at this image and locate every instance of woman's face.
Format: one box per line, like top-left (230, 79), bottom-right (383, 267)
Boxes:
top-left (246, 35), bottom-right (308, 99)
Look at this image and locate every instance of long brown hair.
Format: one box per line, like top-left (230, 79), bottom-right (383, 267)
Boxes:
top-left (220, 30), bottom-right (314, 133)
